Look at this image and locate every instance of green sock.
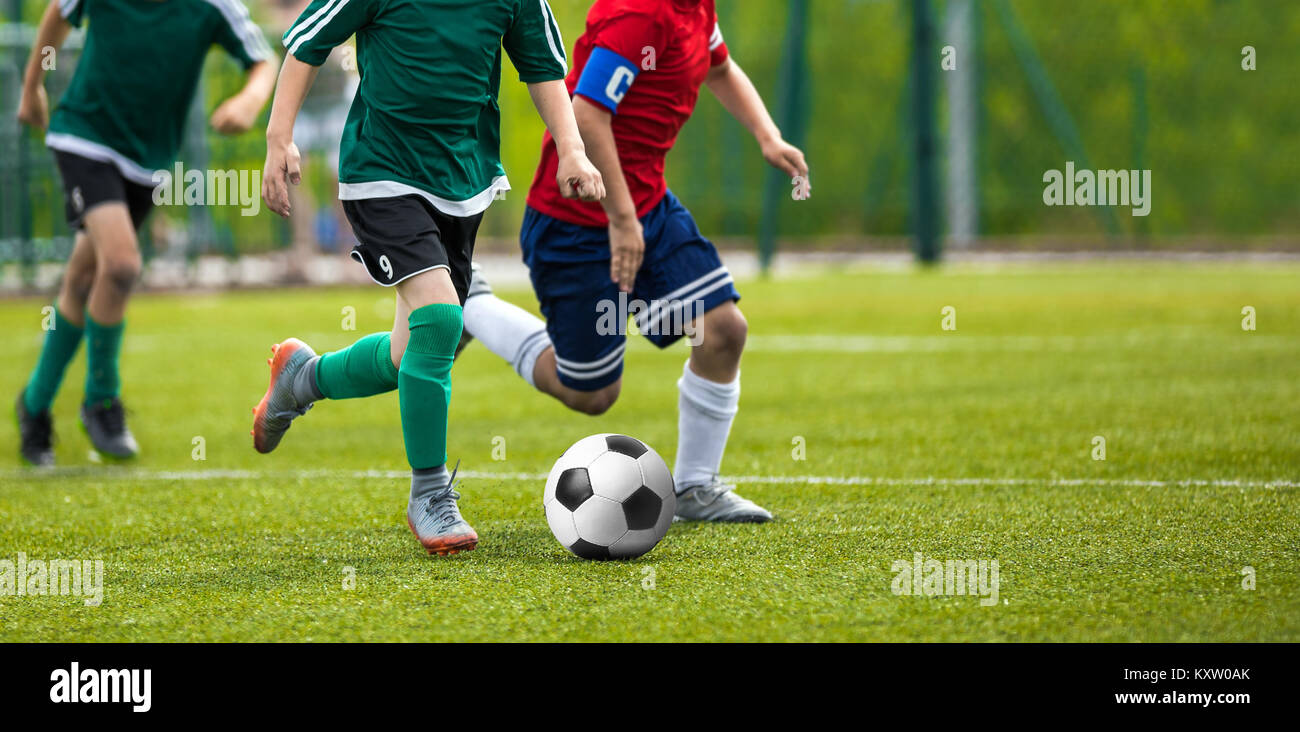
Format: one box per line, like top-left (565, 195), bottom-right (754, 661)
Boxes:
top-left (83, 313), bottom-right (125, 405)
top-left (399, 304), bottom-right (463, 470)
top-left (314, 332), bottom-right (399, 400)
top-left (23, 306), bottom-right (85, 414)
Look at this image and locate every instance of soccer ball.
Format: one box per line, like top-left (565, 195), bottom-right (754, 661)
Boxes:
top-left (544, 434), bottom-right (676, 560)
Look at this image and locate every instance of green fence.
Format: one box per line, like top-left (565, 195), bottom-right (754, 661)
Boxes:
top-left (3, 0), bottom-right (1298, 282)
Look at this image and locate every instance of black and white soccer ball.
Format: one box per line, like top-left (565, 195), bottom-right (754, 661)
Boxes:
top-left (544, 434), bottom-right (676, 560)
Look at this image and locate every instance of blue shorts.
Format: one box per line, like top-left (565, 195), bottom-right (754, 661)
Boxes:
top-left (520, 191), bottom-right (741, 392)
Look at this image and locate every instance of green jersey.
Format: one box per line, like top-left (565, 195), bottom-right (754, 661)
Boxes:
top-left (47, 0), bottom-right (272, 185)
top-left (283, 0), bottom-right (569, 216)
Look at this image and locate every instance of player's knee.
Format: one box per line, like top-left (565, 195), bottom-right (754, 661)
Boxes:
top-left (62, 265), bottom-right (95, 305)
top-left (98, 253), bottom-right (142, 296)
top-left (565, 383), bottom-right (621, 416)
top-left (701, 306), bottom-right (748, 358)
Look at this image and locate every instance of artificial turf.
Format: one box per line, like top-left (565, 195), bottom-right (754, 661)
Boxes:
top-left (1, 258), bottom-right (1297, 641)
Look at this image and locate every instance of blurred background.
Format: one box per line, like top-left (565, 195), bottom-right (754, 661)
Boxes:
top-left (1, 0), bottom-right (1297, 292)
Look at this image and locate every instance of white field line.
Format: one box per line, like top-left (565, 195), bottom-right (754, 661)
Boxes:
top-left (93, 331), bottom-right (1295, 356)
top-left (1, 468), bottom-right (1295, 489)
top-left (740, 333), bottom-right (1291, 353)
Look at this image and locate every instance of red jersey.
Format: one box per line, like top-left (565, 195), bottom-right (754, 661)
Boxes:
top-left (526, 0), bottom-right (730, 228)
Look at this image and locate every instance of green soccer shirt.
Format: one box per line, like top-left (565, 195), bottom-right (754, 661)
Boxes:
top-left (47, 0), bottom-right (272, 185)
top-left (283, 0), bottom-right (569, 216)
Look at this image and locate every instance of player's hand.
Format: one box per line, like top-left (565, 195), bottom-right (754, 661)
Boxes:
top-left (262, 138), bottom-right (302, 218)
top-left (608, 215), bottom-right (644, 294)
top-left (556, 150), bottom-right (606, 202)
top-left (16, 84), bottom-right (49, 131)
top-left (211, 93), bottom-right (262, 136)
top-left (761, 137), bottom-right (811, 198)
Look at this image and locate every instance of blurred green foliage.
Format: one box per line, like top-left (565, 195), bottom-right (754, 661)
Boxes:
top-left (977, 0), bottom-right (1300, 239)
top-left (510, 0), bottom-right (1300, 241)
top-left (4, 0), bottom-right (1298, 257)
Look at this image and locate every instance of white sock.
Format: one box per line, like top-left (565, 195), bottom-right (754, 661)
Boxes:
top-left (674, 360), bottom-right (740, 493)
top-left (463, 292), bottom-right (551, 389)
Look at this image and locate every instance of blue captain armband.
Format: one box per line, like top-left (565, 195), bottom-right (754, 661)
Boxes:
top-left (575, 47), bottom-right (639, 113)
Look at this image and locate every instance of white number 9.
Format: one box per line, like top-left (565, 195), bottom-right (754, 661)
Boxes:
top-left (378, 255), bottom-right (394, 281)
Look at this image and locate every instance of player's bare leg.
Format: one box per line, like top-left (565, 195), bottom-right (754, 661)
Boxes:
top-left (531, 350), bottom-right (622, 415)
top-left (672, 301), bottom-right (772, 523)
top-left (461, 265), bottom-right (622, 415)
top-left (78, 203), bottom-right (141, 460)
top-left (58, 231), bottom-right (97, 328)
top-left (83, 204), bottom-right (140, 325)
top-left (396, 268), bottom-right (477, 556)
top-left (254, 268), bottom-right (475, 556)
top-left (461, 265), bottom-right (769, 521)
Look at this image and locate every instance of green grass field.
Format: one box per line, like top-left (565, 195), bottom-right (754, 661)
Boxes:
top-left (1, 259), bottom-right (1297, 642)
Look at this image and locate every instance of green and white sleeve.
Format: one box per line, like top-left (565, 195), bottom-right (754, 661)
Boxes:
top-left (207, 0), bottom-right (274, 68)
top-left (503, 0), bottom-right (569, 83)
top-left (282, 0), bottom-right (377, 67)
top-left (58, 0), bottom-right (87, 27)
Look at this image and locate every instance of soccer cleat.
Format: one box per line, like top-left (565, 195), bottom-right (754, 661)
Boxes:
top-left (406, 464), bottom-right (479, 556)
top-left (80, 397), bottom-right (139, 460)
top-left (252, 338), bottom-right (317, 454)
top-left (674, 479), bottom-right (773, 523)
top-left (454, 261), bottom-right (491, 360)
top-left (15, 392), bottom-right (56, 467)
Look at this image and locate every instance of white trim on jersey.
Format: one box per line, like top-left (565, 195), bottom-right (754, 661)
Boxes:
top-left (538, 0), bottom-right (568, 75)
top-left (45, 132), bottom-right (158, 187)
top-left (284, 0), bottom-right (350, 54)
top-left (338, 176), bottom-right (512, 218)
top-left (284, 0), bottom-right (342, 48)
top-left (58, 0), bottom-right (81, 20)
top-left (708, 22), bottom-right (725, 52)
top-left (205, 0), bottom-right (274, 62)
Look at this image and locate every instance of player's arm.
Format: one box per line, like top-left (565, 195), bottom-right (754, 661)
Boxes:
top-left (527, 80), bottom-right (605, 203)
top-left (16, 0), bottom-right (75, 130)
top-left (208, 0), bottom-right (279, 136)
top-left (504, 1), bottom-right (603, 200)
top-left (211, 60), bottom-right (278, 136)
top-left (706, 57), bottom-right (810, 195)
top-left (263, 0), bottom-right (374, 217)
top-left (262, 55), bottom-right (320, 218)
top-left (573, 96), bottom-right (642, 293)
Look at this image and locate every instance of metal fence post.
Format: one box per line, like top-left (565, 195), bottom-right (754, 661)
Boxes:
top-left (757, 0), bottom-right (808, 274)
top-left (910, 0), bottom-right (942, 264)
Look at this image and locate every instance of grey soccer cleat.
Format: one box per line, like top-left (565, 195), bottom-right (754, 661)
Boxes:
top-left (454, 261), bottom-right (492, 359)
top-left (252, 338), bottom-right (317, 454)
top-left (407, 463), bottom-right (478, 556)
top-left (80, 397), bottom-right (139, 460)
top-left (675, 479), bottom-right (773, 523)
top-left (16, 392), bottom-right (56, 467)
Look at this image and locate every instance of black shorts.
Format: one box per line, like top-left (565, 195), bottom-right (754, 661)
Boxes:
top-left (342, 194), bottom-right (483, 304)
top-left (53, 150), bottom-right (155, 231)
